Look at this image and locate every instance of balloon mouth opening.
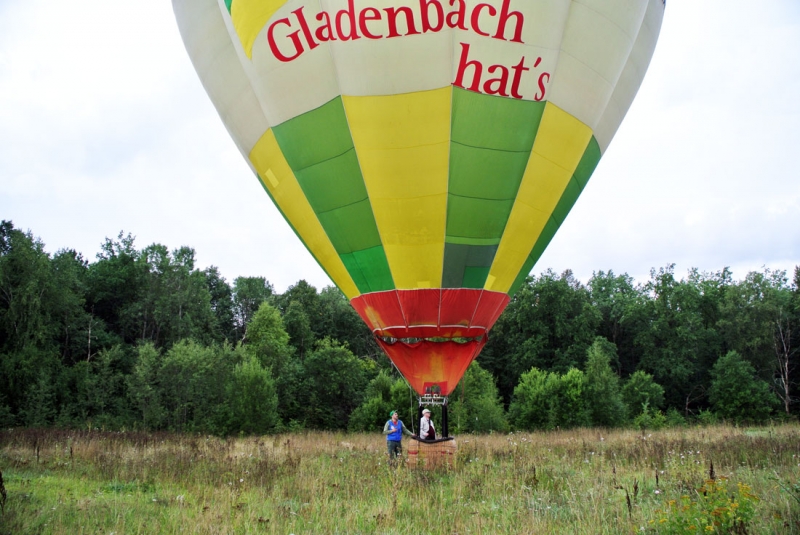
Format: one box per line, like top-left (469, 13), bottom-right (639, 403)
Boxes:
top-left (377, 335), bottom-right (485, 346)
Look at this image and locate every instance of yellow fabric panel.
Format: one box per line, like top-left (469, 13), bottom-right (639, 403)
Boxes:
top-left (231, 0), bottom-right (288, 59)
top-left (486, 103), bottom-right (593, 293)
top-left (249, 129), bottom-right (360, 299)
top-left (343, 89), bottom-right (451, 289)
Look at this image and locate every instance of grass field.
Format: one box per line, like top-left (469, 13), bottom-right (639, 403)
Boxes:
top-left (1, 424), bottom-right (799, 534)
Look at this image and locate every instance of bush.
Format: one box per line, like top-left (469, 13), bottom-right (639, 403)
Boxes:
top-left (349, 372), bottom-right (415, 432)
top-left (664, 407), bottom-right (687, 428)
top-left (509, 367), bottom-right (590, 431)
top-left (696, 409), bottom-right (718, 426)
top-left (449, 361), bottom-right (508, 434)
top-left (508, 368), bottom-right (550, 430)
top-left (621, 370), bottom-right (664, 419)
top-left (633, 402), bottom-right (666, 431)
top-left (548, 368), bottom-right (591, 429)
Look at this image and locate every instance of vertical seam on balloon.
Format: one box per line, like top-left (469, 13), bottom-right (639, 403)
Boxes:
top-left (468, 290), bottom-right (484, 330)
top-left (437, 288), bottom-right (443, 329)
top-left (395, 290), bottom-right (409, 333)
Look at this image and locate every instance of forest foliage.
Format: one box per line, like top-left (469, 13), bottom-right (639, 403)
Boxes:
top-left (1, 220), bottom-right (798, 434)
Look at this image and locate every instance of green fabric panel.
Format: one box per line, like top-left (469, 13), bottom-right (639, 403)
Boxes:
top-left (272, 97), bottom-right (394, 291)
top-left (451, 87), bottom-right (545, 151)
top-left (341, 247), bottom-right (395, 293)
top-left (447, 196), bottom-right (514, 242)
top-left (294, 149), bottom-right (366, 214)
top-left (225, 0), bottom-right (233, 13)
top-left (573, 137), bottom-right (602, 189)
top-left (449, 143), bottom-right (532, 200)
top-left (272, 98), bottom-right (354, 170)
top-left (443, 243), bottom-right (497, 288)
top-left (463, 266), bottom-right (492, 289)
top-left (317, 200), bottom-right (382, 254)
top-left (445, 90), bottom-right (546, 285)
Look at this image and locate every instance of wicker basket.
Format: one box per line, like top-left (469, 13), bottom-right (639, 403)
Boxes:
top-left (406, 438), bottom-right (457, 469)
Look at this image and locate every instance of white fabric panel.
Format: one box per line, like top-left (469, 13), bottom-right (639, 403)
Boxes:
top-left (594, 0), bottom-right (665, 151)
top-left (173, 0), bottom-right (270, 159)
top-left (517, 0), bottom-right (572, 48)
top-left (548, 0), bottom-right (647, 128)
top-left (248, 0), bottom-right (341, 126)
top-left (330, 24), bottom-right (453, 96)
top-left (576, 0), bottom-right (648, 40)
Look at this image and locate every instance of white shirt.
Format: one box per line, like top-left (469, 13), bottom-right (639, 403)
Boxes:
top-left (419, 416), bottom-right (435, 439)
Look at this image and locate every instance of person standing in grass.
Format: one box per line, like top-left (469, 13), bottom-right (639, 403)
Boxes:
top-left (384, 410), bottom-right (414, 462)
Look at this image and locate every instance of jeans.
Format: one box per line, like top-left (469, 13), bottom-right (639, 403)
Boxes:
top-left (387, 440), bottom-right (402, 458)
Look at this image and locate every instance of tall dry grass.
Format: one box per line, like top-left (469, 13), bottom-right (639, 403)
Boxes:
top-left (1, 424), bottom-right (798, 534)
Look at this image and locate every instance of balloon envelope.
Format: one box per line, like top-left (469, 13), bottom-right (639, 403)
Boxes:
top-left (173, 0), bottom-right (664, 396)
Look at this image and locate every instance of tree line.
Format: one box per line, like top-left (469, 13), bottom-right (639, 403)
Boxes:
top-left (1, 220), bottom-right (797, 435)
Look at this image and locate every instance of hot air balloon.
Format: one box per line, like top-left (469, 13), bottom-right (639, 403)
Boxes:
top-left (173, 0), bottom-right (665, 436)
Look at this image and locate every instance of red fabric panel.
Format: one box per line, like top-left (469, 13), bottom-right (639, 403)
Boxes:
top-left (377, 337), bottom-right (487, 396)
top-left (471, 292), bottom-right (510, 329)
top-left (440, 289), bottom-right (482, 327)
top-left (397, 289), bottom-right (441, 327)
top-left (351, 291), bottom-right (406, 333)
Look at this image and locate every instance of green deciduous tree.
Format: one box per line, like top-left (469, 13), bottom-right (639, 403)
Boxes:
top-left (225, 354), bottom-right (278, 435)
top-left (636, 265), bottom-right (723, 413)
top-left (60, 345), bottom-right (131, 428)
top-left (203, 266), bottom-right (235, 342)
top-left (548, 368), bottom-right (591, 430)
top-left (128, 343), bottom-right (165, 429)
top-left (283, 300), bottom-right (314, 359)
top-left (589, 270), bottom-right (649, 377)
top-left (584, 338), bottom-right (627, 427)
top-left (157, 340), bottom-right (234, 433)
top-left (708, 350), bottom-right (778, 422)
top-left (480, 270), bottom-right (600, 405)
top-left (232, 276), bottom-right (274, 341)
top-left (244, 302), bottom-right (292, 371)
top-left (297, 338), bottom-right (371, 430)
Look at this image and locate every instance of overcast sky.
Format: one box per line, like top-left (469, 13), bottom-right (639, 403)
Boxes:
top-left (1, 1), bottom-right (798, 293)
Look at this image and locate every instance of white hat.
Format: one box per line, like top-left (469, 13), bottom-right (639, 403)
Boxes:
top-left (422, 408), bottom-right (431, 414)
